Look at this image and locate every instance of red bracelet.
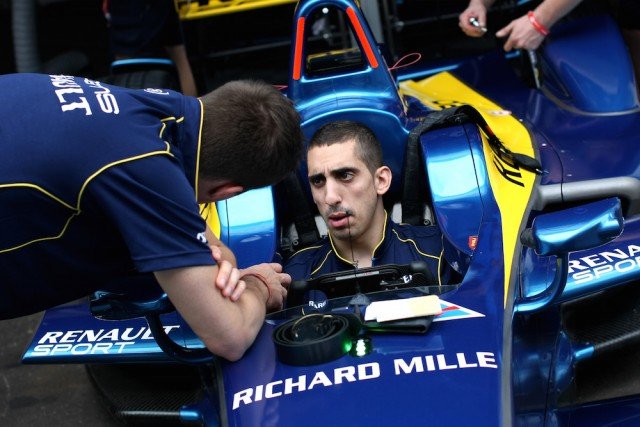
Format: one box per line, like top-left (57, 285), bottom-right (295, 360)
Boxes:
top-left (528, 11), bottom-right (550, 36)
top-left (242, 273), bottom-right (271, 302)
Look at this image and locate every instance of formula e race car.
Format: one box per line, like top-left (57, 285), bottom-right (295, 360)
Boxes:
top-left (20, 0), bottom-right (640, 425)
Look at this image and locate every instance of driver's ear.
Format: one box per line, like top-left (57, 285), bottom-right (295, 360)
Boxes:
top-left (374, 166), bottom-right (392, 196)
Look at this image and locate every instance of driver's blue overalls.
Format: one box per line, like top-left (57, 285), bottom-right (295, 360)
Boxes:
top-left (284, 212), bottom-right (450, 285)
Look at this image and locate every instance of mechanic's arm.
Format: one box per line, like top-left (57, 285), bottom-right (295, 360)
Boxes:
top-left (496, 0), bottom-right (583, 51)
top-left (205, 226), bottom-right (237, 266)
top-left (459, 0), bottom-right (495, 37)
top-left (154, 264), bottom-right (286, 361)
top-left (203, 226), bottom-right (289, 302)
top-left (204, 226), bottom-right (247, 299)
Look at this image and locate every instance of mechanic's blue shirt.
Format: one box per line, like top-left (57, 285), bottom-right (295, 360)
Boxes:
top-left (0, 73), bottom-right (214, 319)
top-left (284, 212), bottom-right (450, 285)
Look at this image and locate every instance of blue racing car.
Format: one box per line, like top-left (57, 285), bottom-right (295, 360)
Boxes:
top-left (20, 0), bottom-right (640, 425)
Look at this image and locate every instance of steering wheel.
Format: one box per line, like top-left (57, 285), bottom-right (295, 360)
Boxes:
top-left (286, 261), bottom-right (437, 308)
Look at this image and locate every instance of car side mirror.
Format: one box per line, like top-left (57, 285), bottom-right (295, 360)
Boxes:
top-left (516, 198), bottom-right (623, 313)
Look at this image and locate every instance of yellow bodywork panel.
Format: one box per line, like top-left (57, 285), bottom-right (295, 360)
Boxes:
top-left (400, 72), bottom-right (537, 304)
top-left (176, 0), bottom-right (297, 20)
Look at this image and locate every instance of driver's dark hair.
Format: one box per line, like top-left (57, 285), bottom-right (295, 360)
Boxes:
top-left (309, 121), bottom-right (382, 173)
top-left (199, 80), bottom-right (304, 189)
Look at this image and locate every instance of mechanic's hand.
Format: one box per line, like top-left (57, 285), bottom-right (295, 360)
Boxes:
top-left (459, 2), bottom-right (488, 37)
top-left (241, 263), bottom-right (291, 312)
top-left (210, 244), bottom-right (223, 262)
top-left (212, 246), bottom-right (245, 301)
top-left (496, 15), bottom-right (546, 51)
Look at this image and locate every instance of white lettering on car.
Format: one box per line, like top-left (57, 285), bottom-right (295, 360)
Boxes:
top-left (568, 245), bottom-right (640, 284)
top-left (31, 325), bottom-right (180, 356)
top-left (393, 352), bottom-right (497, 375)
top-left (233, 354), bottom-right (496, 410)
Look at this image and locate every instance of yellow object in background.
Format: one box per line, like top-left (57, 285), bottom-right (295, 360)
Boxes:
top-left (200, 203), bottom-right (221, 238)
top-left (175, 0), bottom-right (297, 20)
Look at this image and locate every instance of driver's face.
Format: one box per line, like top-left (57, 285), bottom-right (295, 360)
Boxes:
top-left (307, 139), bottom-right (383, 242)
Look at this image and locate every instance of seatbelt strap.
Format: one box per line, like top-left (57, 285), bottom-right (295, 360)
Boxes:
top-left (283, 171), bottom-right (320, 247)
top-left (402, 109), bottom-right (451, 225)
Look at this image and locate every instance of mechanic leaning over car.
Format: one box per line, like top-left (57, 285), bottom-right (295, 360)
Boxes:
top-left (0, 74), bottom-right (303, 361)
top-left (284, 121), bottom-right (451, 284)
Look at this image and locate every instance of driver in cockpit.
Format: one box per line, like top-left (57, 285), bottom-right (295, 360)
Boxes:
top-left (284, 121), bottom-right (451, 284)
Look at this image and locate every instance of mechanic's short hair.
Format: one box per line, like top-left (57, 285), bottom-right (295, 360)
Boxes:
top-left (309, 121), bottom-right (383, 174)
top-left (199, 80), bottom-right (303, 188)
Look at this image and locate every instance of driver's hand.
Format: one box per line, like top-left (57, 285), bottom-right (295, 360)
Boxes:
top-left (241, 263), bottom-right (291, 312)
top-left (496, 15), bottom-right (546, 51)
top-left (459, 2), bottom-right (487, 37)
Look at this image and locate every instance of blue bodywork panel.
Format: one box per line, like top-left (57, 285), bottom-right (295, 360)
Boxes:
top-left (217, 186), bottom-right (279, 268)
top-left (422, 124), bottom-right (487, 257)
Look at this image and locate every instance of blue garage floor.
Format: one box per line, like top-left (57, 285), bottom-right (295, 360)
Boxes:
top-left (0, 313), bottom-right (119, 426)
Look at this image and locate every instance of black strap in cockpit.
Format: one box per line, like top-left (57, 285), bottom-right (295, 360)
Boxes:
top-left (283, 171), bottom-right (320, 249)
top-left (401, 105), bottom-right (543, 225)
top-left (402, 109), bottom-right (452, 225)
